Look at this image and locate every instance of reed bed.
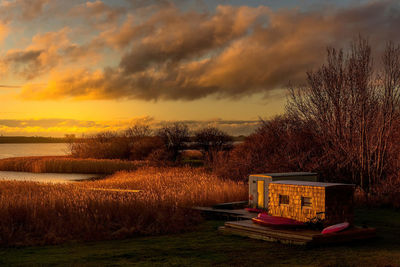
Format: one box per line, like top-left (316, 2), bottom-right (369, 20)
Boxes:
top-left (0, 156), bottom-right (143, 174)
top-left (0, 167), bottom-right (247, 246)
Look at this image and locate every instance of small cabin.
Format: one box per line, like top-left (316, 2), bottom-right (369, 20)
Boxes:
top-left (268, 181), bottom-right (355, 225)
top-left (248, 172), bottom-right (318, 209)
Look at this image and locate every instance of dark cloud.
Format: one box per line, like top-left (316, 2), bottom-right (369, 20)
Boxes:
top-left (18, 1), bottom-right (400, 101)
top-left (5, 50), bottom-right (43, 63)
top-left (119, 5), bottom-right (268, 73)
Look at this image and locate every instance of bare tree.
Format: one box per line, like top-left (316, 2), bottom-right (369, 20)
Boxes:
top-left (194, 127), bottom-right (233, 163)
top-left (124, 123), bottom-right (152, 140)
top-left (69, 131), bottom-right (131, 159)
top-left (157, 122), bottom-right (189, 162)
top-left (124, 123), bottom-right (156, 160)
top-left (286, 37), bottom-right (400, 194)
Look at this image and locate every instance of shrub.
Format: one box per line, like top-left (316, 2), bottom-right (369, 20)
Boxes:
top-left (69, 132), bottom-right (131, 160)
top-left (129, 136), bottom-right (164, 160)
top-left (213, 116), bottom-right (322, 181)
top-left (194, 127), bottom-right (233, 165)
top-left (156, 123), bottom-right (189, 162)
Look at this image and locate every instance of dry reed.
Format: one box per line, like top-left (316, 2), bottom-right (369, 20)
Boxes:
top-left (0, 167), bottom-right (247, 246)
top-left (0, 156), bottom-right (143, 174)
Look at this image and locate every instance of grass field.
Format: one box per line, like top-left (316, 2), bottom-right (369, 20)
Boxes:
top-left (0, 208), bottom-right (399, 266)
top-left (0, 167), bottom-right (247, 246)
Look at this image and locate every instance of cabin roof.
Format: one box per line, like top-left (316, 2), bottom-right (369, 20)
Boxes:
top-left (250, 172), bottom-right (318, 178)
top-left (270, 180), bottom-right (354, 187)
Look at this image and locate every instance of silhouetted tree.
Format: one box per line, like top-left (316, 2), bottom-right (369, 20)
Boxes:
top-left (156, 122), bottom-right (189, 162)
top-left (286, 37), bottom-right (400, 194)
top-left (194, 127), bottom-right (233, 164)
top-left (212, 116), bottom-right (322, 181)
top-left (69, 131), bottom-right (131, 159)
top-left (124, 123), bottom-right (152, 140)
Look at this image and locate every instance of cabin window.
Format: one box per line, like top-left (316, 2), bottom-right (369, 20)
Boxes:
top-left (301, 197), bottom-right (312, 207)
top-left (279, 194), bottom-right (289, 205)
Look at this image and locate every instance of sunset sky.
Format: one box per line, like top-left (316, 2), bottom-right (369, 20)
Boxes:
top-left (1, 0), bottom-right (399, 136)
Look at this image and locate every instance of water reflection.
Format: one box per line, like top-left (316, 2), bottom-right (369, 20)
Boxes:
top-left (0, 171), bottom-right (99, 183)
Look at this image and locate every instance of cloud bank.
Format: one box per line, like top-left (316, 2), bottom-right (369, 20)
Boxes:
top-left (2, 1), bottom-right (400, 101)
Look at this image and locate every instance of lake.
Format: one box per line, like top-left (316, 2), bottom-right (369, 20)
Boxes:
top-left (0, 143), bottom-right (99, 183)
top-left (0, 143), bottom-right (69, 159)
top-left (0, 171), bottom-right (99, 183)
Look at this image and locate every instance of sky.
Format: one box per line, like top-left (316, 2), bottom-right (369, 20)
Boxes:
top-left (0, 0), bottom-right (399, 136)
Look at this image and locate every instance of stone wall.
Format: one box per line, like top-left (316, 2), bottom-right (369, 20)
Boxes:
top-left (268, 183), bottom-right (354, 225)
top-left (268, 183), bottom-right (326, 223)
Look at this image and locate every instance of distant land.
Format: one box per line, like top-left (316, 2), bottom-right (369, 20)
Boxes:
top-left (0, 136), bottom-right (70, 144)
top-left (0, 135), bottom-right (247, 144)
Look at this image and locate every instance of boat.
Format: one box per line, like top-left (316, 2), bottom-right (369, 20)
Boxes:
top-left (321, 222), bottom-right (350, 234)
top-left (251, 213), bottom-right (305, 228)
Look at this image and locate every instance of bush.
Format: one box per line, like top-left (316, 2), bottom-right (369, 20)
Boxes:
top-left (213, 116), bottom-right (322, 181)
top-left (69, 132), bottom-right (131, 160)
top-left (156, 123), bottom-right (189, 162)
top-left (194, 127), bottom-right (233, 165)
top-left (129, 136), bottom-right (164, 161)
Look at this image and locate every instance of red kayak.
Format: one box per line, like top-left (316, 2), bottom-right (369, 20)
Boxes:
top-left (252, 213), bottom-right (305, 228)
top-left (321, 222), bottom-right (350, 234)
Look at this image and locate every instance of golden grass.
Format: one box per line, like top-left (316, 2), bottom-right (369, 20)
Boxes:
top-left (0, 156), bottom-right (143, 174)
top-left (181, 150), bottom-right (203, 159)
top-left (0, 167), bottom-right (247, 246)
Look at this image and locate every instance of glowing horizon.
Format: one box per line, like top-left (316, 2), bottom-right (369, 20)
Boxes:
top-left (1, 0), bottom-right (399, 136)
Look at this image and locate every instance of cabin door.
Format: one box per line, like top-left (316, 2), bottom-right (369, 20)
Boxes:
top-left (257, 180), bottom-right (264, 208)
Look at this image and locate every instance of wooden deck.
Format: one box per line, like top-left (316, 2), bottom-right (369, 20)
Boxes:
top-left (193, 206), bottom-right (256, 220)
top-left (219, 220), bottom-right (376, 245)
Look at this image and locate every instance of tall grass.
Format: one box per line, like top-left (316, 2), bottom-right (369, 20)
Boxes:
top-left (0, 156), bottom-right (143, 174)
top-left (0, 167), bottom-right (247, 246)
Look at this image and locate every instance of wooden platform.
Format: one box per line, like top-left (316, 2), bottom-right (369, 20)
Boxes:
top-left (219, 220), bottom-right (376, 245)
top-left (193, 206), bottom-right (256, 220)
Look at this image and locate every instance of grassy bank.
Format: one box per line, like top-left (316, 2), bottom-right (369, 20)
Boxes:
top-left (1, 208), bottom-right (399, 266)
top-left (0, 167), bottom-right (247, 246)
top-left (0, 156), bottom-right (143, 174)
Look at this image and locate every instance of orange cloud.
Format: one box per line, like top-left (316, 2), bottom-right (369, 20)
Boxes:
top-left (3, 27), bottom-right (103, 79)
top-left (14, 1), bottom-right (400, 101)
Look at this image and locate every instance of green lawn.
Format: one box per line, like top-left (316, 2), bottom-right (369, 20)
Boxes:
top-left (1, 208), bottom-right (400, 266)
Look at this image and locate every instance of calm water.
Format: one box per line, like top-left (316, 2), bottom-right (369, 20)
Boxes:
top-left (0, 171), bottom-right (99, 183)
top-left (0, 143), bottom-right (99, 183)
top-left (0, 143), bottom-right (69, 159)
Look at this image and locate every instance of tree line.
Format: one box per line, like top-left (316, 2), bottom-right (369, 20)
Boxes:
top-left (68, 123), bottom-right (233, 166)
